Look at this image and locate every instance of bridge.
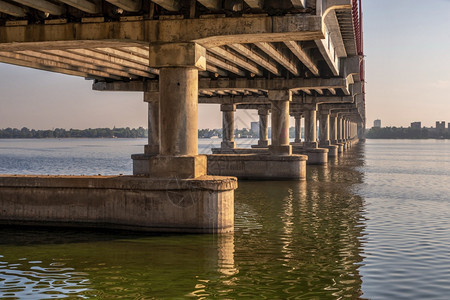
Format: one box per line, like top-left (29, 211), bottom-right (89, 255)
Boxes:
top-left (0, 0), bottom-right (365, 233)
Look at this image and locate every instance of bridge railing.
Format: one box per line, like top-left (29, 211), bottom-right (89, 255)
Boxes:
top-left (352, 0), bottom-right (365, 96)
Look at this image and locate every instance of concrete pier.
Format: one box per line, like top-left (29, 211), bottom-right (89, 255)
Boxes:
top-left (319, 110), bottom-right (339, 157)
top-left (209, 90), bottom-right (307, 180)
top-left (291, 113), bottom-right (303, 147)
top-left (133, 91), bottom-right (159, 176)
top-left (0, 0), bottom-right (366, 233)
top-left (207, 154), bottom-right (307, 180)
top-left (221, 104), bottom-right (236, 150)
top-left (292, 105), bottom-right (329, 165)
top-left (252, 108), bottom-right (270, 148)
top-left (0, 175), bottom-right (236, 233)
top-left (1, 42), bottom-right (238, 234)
top-left (268, 90), bottom-right (292, 156)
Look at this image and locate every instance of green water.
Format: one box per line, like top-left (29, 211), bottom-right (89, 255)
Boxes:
top-left (3, 139), bottom-right (450, 299)
top-left (0, 148), bottom-right (365, 299)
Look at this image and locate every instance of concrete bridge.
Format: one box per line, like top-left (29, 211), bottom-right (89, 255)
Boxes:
top-left (0, 0), bottom-right (365, 233)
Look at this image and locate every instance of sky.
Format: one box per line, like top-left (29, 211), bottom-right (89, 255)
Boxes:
top-left (1, 0), bottom-right (450, 130)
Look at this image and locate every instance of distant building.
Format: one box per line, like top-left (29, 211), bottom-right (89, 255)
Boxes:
top-left (436, 121), bottom-right (445, 131)
top-left (411, 122), bottom-right (421, 129)
top-left (250, 122), bottom-right (259, 135)
top-left (373, 119), bottom-right (381, 128)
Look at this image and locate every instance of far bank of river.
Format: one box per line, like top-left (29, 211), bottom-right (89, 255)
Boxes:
top-left (0, 139), bottom-right (450, 299)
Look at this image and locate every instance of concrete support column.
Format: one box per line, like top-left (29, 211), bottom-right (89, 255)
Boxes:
top-left (268, 90), bottom-right (292, 155)
top-left (351, 122), bottom-right (355, 139)
top-left (257, 107), bottom-right (269, 147)
top-left (294, 114), bottom-right (302, 144)
top-left (358, 121), bottom-right (365, 140)
top-left (348, 120), bottom-right (352, 139)
top-left (304, 105), bottom-right (318, 149)
top-left (319, 110), bottom-right (331, 146)
top-left (337, 116), bottom-right (343, 142)
top-left (148, 42), bottom-right (207, 178)
top-left (330, 114), bottom-right (338, 143)
top-left (348, 121), bottom-right (352, 139)
top-left (159, 67), bottom-right (198, 156)
top-left (343, 118), bottom-right (349, 141)
top-left (144, 92), bottom-right (160, 155)
top-left (221, 104), bottom-right (236, 149)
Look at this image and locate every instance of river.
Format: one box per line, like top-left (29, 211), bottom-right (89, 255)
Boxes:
top-left (0, 138), bottom-right (449, 299)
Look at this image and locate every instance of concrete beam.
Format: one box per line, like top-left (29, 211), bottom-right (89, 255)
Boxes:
top-left (340, 56), bottom-right (360, 77)
top-left (284, 40), bottom-right (319, 76)
top-left (207, 54), bottom-right (246, 76)
top-left (199, 95), bottom-right (268, 104)
top-left (105, 0), bottom-right (141, 12)
top-left (17, 49), bottom-right (133, 78)
top-left (315, 25), bottom-right (339, 76)
top-left (0, 0), bottom-right (27, 17)
top-left (0, 51), bottom-right (117, 79)
top-left (11, 0), bottom-right (64, 15)
top-left (209, 47), bottom-right (263, 76)
top-left (59, 0), bottom-right (100, 14)
top-left (0, 15), bottom-right (323, 49)
top-left (291, 95), bottom-right (353, 105)
top-left (197, 0), bottom-right (221, 9)
top-left (92, 77), bottom-right (348, 92)
top-left (151, 0), bottom-right (180, 11)
top-left (0, 41), bottom-right (147, 52)
top-left (199, 77), bottom-right (347, 91)
top-left (205, 64), bottom-right (228, 77)
top-left (255, 42), bottom-right (299, 76)
top-left (0, 55), bottom-right (100, 79)
top-left (228, 44), bottom-right (280, 76)
top-left (319, 103), bottom-right (356, 111)
top-left (236, 104), bottom-right (270, 110)
top-left (94, 47), bottom-right (150, 68)
top-left (290, 0), bottom-right (305, 9)
top-left (121, 46), bottom-right (149, 58)
top-left (93, 80), bottom-right (149, 91)
top-left (149, 42), bottom-right (206, 70)
top-left (322, 0), bottom-right (352, 19)
top-left (45, 49), bottom-right (153, 78)
top-left (244, 0), bottom-right (264, 9)
top-left (314, 88), bottom-right (323, 95)
top-left (68, 48), bottom-right (157, 76)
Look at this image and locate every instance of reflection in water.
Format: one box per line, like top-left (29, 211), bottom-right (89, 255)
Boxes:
top-left (233, 151), bottom-right (367, 298)
top-left (1, 142), bottom-right (367, 299)
top-left (0, 230), bottom-right (238, 299)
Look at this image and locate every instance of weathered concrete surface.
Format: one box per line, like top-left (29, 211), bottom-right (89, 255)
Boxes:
top-left (149, 155), bottom-right (207, 179)
top-left (292, 147), bottom-right (329, 165)
top-left (132, 153), bottom-right (154, 176)
top-left (0, 175), bottom-right (237, 233)
top-left (324, 145), bottom-right (339, 157)
top-left (335, 143), bottom-right (344, 153)
top-left (207, 154), bottom-right (307, 180)
top-left (211, 148), bottom-right (268, 155)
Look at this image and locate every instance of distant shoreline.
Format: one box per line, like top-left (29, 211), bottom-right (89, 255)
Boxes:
top-left (0, 127), bottom-right (147, 139)
top-left (366, 127), bottom-right (450, 139)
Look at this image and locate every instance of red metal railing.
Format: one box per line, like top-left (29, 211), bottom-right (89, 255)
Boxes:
top-left (352, 0), bottom-right (365, 91)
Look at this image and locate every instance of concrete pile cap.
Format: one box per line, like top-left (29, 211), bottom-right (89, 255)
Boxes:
top-left (0, 175), bottom-right (238, 191)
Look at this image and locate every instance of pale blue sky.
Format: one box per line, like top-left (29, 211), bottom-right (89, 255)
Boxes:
top-left (1, 0), bottom-right (449, 129)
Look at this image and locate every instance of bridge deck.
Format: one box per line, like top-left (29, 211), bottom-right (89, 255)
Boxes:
top-left (0, 1), bottom-right (363, 114)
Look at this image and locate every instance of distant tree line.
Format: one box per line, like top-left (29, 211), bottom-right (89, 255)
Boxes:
top-left (199, 127), bottom-right (300, 139)
top-left (0, 127), bottom-right (147, 138)
top-left (1, 126), bottom-right (302, 139)
top-left (365, 127), bottom-right (450, 139)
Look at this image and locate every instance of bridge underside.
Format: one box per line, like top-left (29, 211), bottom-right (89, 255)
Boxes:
top-left (0, 0), bottom-right (365, 233)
